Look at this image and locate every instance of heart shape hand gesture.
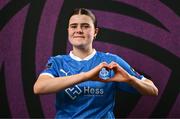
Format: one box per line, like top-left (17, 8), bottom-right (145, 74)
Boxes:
top-left (85, 61), bottom-right (133, 83)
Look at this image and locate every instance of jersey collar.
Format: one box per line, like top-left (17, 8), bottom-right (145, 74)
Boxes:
top-left (69, 49), bottom-right (96, 61)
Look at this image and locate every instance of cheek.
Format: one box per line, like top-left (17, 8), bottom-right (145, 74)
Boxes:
top-left (86, 30), bottom-right (95, 38)
top-left (68, 31), bottom-right (73, 42)
top-left (68, 30), bottom-right (73, 36)
top-left (68, 31), bottom-right (74, 40)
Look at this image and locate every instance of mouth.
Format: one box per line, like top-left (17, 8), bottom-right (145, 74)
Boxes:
top-left (73, 36), bottom-right (85, 38)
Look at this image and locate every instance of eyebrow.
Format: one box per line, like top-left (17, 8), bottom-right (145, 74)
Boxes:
top-left (69, 23), bottom-right (77, 26)
top-left (69, 23), bottom-right (90, 26)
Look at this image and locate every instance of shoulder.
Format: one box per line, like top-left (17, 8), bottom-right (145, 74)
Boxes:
top-left (97, 51), bottom-right (130, 68)
top-left (51, 54), bottom-right (69, 60)
top-left (97, 51), bottom-right (125, 61)
top-left (47, 54), bottom-right (70, 64)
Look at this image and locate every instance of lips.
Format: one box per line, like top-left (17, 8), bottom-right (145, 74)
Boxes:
top-left (73, 36), bottom-right (85, 38)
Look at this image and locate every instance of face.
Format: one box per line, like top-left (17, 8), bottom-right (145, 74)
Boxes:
top-left (68, 14), bottom-right (98, 49)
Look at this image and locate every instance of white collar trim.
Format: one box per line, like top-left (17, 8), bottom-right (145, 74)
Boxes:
top-left (69, 49), bottom-right (96, 61)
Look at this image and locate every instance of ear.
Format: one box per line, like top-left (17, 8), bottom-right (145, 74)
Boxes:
top-left (94, 28), bottom-right (99, 37)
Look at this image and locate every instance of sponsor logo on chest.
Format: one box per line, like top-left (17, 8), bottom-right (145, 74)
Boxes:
top-left (59, 68), bottom-right (105, 100)
top-left (65, 86), bottom-right (104, 100)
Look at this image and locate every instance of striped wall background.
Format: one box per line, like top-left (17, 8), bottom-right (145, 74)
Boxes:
top-left (0, 0), bottom-right (179, 118)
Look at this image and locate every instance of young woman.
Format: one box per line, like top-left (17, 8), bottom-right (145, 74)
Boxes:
top-left (34, 8), bottom-right (158, 118)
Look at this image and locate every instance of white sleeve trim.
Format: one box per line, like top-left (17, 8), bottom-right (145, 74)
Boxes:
top-left (40, 73), bottom-right (55, 78)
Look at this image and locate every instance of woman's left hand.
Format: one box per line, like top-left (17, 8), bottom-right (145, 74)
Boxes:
top-left (104, 61), bottom-right (133, 83)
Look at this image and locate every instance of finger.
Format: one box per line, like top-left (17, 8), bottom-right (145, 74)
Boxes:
top-left (117, 65), bottom-right (127, 72)
top-left (109, 61), bottom-right (118, 68)
top-left (100, 62), bottom-right (108, 67)
top-left (90, 62), bottom-right (109, 76)
top-left (98, 77), bottom-right (112, 82)
top-left (109, 61), bottom-right (116, 66)
top-left (110, 63), bottom-right (119, 70)
top-left (117, 65), bottom-right (130, 77)
top-left (110, 62), bottom-right (124, 71)
top-left (99, 62), bottom-right (110, 70)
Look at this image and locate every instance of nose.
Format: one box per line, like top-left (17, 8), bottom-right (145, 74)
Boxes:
top-left (76, 26), bottom-right (83, 33)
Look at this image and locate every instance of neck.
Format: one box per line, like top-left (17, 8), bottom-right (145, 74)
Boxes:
top-left (72, 47), bottom-right (94, 59)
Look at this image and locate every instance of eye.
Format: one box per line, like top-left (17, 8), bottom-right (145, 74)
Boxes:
top-left (83, 25), bottom-right (89, 28)
top-left (82, 25), bottom-right (90, 29)
top-left (69, 25), bottom-right (77, 29)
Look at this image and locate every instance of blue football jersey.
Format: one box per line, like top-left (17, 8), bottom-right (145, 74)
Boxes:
top-left (41, 50), bottom-right (144, 118)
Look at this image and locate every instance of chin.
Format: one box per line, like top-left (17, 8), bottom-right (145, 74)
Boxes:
top-left (72, 42), bottom-right (86, 46)
top-left (74, 44), bottom-right (87, 49)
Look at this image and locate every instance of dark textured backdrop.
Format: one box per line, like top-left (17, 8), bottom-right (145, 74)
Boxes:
top-left (0, 0), bottom-right (179, 118)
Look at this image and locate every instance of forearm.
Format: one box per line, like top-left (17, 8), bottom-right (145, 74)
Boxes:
top-left (33, 62), bottom-right (108, 95)
top-left (128, 76), bottom-right (158, 96)
top-left (34, 73), bottom-right (87, 94)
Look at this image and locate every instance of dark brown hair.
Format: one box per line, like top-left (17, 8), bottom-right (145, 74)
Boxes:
top-left (68, 8), bottom-right (97, 28)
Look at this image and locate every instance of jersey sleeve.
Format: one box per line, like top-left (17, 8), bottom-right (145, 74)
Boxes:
top-left (40, 57), bottom-right (58, 78)
top-left (114, 55), bottom-right (144, 93)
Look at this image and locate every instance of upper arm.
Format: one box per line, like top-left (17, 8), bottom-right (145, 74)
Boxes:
top-left (34, 74), bottom-right (54, 94)
top-left (37, 74), bottom-right (54, 80)
top-left (41, 57), bottom-right (59, 77)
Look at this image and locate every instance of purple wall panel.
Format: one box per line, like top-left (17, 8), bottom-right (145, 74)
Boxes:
top-left (0, 5), bottom-right (30, 117)
top-left (0, 0), bottom-right (9, 9)
top-left (35, 0), bottom-right (64, 117)
top-left (0, 0), bottom-right (179, 118)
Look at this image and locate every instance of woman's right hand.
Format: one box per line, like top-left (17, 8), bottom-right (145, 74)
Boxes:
top-left (84, 62), bottom-right (109, 81)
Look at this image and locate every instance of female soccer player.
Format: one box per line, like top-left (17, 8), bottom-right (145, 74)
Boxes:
top-left (34, 8), bottom-right (158, 118)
